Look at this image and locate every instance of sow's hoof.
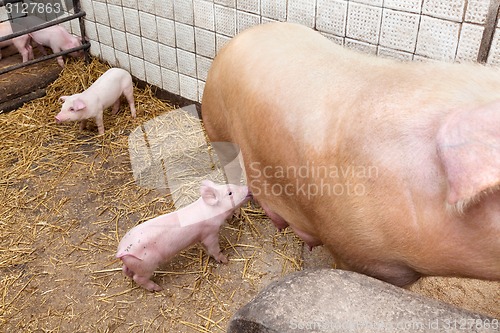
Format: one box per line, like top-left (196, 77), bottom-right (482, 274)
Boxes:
top-left (228, 269), bottom-right (497, 333)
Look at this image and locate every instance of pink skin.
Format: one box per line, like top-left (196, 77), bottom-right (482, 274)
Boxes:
top-left (29, 24), bottom-right (82, 67)
top-left (0, 22), bottom-right (34, 63)
top-left (56, 68), bottom-right (136, 135)
top-left (260, 201), bottom-right (322, 251)
top-left (116, 180), bottom-right (252, 292)
top-left (202, 22), bottom-right (500, 287)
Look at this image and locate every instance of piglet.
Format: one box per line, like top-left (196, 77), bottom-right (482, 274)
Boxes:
top-left (56, 68), bottom-right (136, 135)
top-left (29, 23), bottom-right (83, 67)
top-left (116, 180), bottom-right (251, 291)
top-left (0, 22), bottom-right (34, 63)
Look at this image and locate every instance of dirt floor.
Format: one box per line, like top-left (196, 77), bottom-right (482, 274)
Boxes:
top-left (0, 58), bottom-right (498, 333)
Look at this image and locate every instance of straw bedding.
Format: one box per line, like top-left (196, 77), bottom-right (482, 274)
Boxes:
top-left (0, 58), bottom-right (303, 332)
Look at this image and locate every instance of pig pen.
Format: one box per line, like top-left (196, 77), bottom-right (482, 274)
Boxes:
top-left (0, 58), bottom-right (304, 332)
top-left (0, 58), bottom-right (498, 333)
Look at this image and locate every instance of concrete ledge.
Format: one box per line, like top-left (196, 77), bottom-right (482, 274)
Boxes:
top-left (228, 269), bottom-right (498, 333)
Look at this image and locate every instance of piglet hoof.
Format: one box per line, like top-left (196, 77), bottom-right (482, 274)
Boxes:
top-left (122, 265), bottom-right (134, 278)
top-left (217, 253), bottom-right (228, 264)
top-left (149, 284), bottom-right (163, 292)
top-left (142, 281), bottom-right (163, 292)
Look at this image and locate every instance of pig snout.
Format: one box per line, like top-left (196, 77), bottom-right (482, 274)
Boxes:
top-left (54, 115), bottom-right (62, 123)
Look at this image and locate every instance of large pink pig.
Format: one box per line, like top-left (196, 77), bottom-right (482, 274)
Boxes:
top-left (202, 22), bottom-right (500, 287)
top-left (0, 22), bottom-right (34, 62)
top-left (56, 68), bottom-right (136, 135)
top-left (116, 180), bottom-right (251, 291)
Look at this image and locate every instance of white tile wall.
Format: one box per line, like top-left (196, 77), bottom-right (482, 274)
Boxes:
top-left (126, 32), bottom-right (143, 58)
top-left (316, 0), bottom-right (348, 36)
top-left (237, 0), bottom-right (260, 14)
top-left (261, 0), bottom-right (287, 21)
top-left (108, 5), bottom-right (125, 31)
top-left (155, 0), bottom-right (174, 19)
top-left (174, 0), bottom-right (194, 25)
top-left (162, 68), bottom-right (180, 94)
top-left (130, 55), bottom-right (146, 80)
top-left (175, 22), bottom-right (195, 51)
top-left (140, 12), bottom-right (158, 40)
top-left (215, 5), bottom-right (236, 36)
top-left (196, 55), bottom-right (212, 81)
top-left (352, 0), bottom-right (383, 7)
top-left (93, 2), bottom-right (109, 24)
top-left (138, 1), bottom-right (155, 15)
top-left (159, 44), bottom-right (178, 71)
top-left (157, 18), bottom-right (176, 47)
top-left (142, 38), bottom-right (160, 65)
top-left (195, 28), bottom-right (216, 58)
top-left (0, 6), bottom-right (9, 21)
top-left (112, 29), bottom-right (128, 53)
top-left (179, 74), bottom-right (198, 101)
top-left (145, 62), bottom-right (162, 87)
top-left (383, 0), bottom-right (422, 13)
top-left (96, 23), bottom-right (113, 46)
top-left (487, 29), bottom-right (500, 65)
top-left (456, 23), bottom-right (484, 62)
top-left (287, 0), bottom-right (316, 28)
top-left (346, 2), bottom-right (382, 44)
top-left (121, 0), bottom-right (137, 10)
top-left (215, 0), bottom-right (236, 7)
top-left (237, 11), bottom-right (261, 34)
top-left (115, 50), bottom-right (131, 71)
top-left (416, 15), bottom-right (460, 61)
top-left (123, 8), bottom-right (140, 35)
top-left (377, 47), bottom-right (413, 60)
top-left (465, 0), bottom-right (489, 24)
top-left (421, 0), bottom-right (466, 22)
top-left (379, 9), bottom-right (419, 53)
top-left (194, 0), bottom-right (215, 30)
top-left (100, 44), bottom-right (116, 65)
top-left (80, 0), bottom-right (494, 103)
top-left (177, 49), bottom-right (197, 77)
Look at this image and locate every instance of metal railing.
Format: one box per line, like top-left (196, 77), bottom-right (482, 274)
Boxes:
top-left (0, 0), bottom-right (90, 75)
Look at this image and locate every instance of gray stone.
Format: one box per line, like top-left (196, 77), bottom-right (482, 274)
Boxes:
top-left (228, 269), bottom-right (499, 333)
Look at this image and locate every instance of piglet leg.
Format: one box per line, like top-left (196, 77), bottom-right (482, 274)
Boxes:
top-left (121, 255), bottom-right (162, 292)
top-left (95, 114), bottom-right (105, 135)
top-left (111, 98), bottom-right (121, 115)
top-left (202, 234), bottom-right (228, 264)
top-left (79, 119), bottom-right (87, 131)
top-left (123, 85), bottom-right (136, 118)
top-left (133, 274), bottom-right (163, 292)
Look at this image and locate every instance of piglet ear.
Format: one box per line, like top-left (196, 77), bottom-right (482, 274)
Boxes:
top-left (200, 180), bottom-right (219, 206)
top-left (59, 96), bottom-right (68, 103)
top-left (73, 98), bottom-right (86, 111)
top-left (437, 101), bottom-right (500, 209)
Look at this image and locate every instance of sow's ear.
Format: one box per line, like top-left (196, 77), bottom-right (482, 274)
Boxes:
top-left (200, 180), bottom-right (219, 206)
top-left (437, 101), bottom-right (500, 209)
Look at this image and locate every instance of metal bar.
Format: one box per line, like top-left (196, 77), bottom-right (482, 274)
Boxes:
top-left (73, 0), bottom-right (90, 63)
top-left (0, 11), bottom-right (85, 42)
top-left (0, 41), bottom-right (90, 75)
top-left (477, 0), bottom-right (500, 63)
